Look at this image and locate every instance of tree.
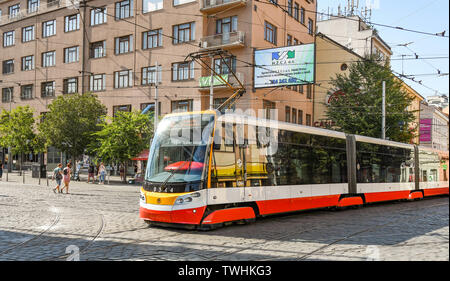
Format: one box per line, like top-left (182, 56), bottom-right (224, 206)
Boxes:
top-left (0, 106), bottom-right (37, 172)
top-left (326, 55), bottom-right (416, 143)
top-left (92, 110), bottom-right (154, 182)
top-left (38, 93), bottom-right (106, 166)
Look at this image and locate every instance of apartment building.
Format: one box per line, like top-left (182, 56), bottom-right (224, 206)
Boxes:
top-left (0, 0), bottom-right (317, 168)
top-left (0, 0), bottom-right (317, 123)
top-left (317, 15), bottom-right (392, 61)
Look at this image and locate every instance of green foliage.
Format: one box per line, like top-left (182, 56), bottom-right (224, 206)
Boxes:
top-left (92, 110), bottom-right (154, 164)
top-left (38, 93), bottom-right (107, 159)
top-left (326, 55), bottom-right (416, 143)
top-left (0, 106), bottom-right (36, 155)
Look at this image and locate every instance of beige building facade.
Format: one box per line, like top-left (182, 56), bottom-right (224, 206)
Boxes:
top-left (0, 0), bottom-right (317, 167)
top-left (1, 0), bottom-right (317, 123)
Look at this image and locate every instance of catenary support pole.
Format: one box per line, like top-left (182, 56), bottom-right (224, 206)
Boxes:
top-left (382, 81), bottom-right (386, 139)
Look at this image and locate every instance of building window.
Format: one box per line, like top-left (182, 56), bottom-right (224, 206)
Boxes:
top-left (216, 16), bottom-right (238, 34)
top-left (64, 46), bottom-right (79, 63)
top-left (294, 38), bottom-right (299, 45)
top-left (91, 7), bottom-right (107, 26)
top-left (142, 29), bottom-right (162, 49)
top-left (306, 84), bottom-right (312, 99)
top-left (294, 3), bottom-right (299, 21)
top-left (171, 100), bottom-right (193, 113)
top-left (2, 88), bottom-right (13, 103)
top-left (143, 0), bottom-right (163, 12)
top-left (214, 56), bottom-right (236, 75)
top-left (263, 100), bottom-right (276, 119)
top-left (115, 0), bottom-right (133, 20)
top-left (141, 102), bottom-right (161, 116)
top-left (172, 61), bottom-right (194, 81)
top-left (113, 105), bottom-right (131, 117)
top-left (298, 84), bottom-right (303, 94)
top-left (306, 114), bottom-right (311, 126)
top-left (3, 31), bottom-right (15, 47)
top-left (287, 34), bottom-right (292, 46)
top-left (264, 21), bottom-right (277, 45)
top-left (292, 108), bottom-right (297, 124)
top-left (22, 26), bottom-right (35, 42)
top-left (174, 0), bottom-right (195, 5)
top-left (214, 98), bottom-right (235, 113)
top-left (42, 51), bottom-right (56, 67)
top-left (42, 20), bottom-right (56, 37)
top-left (308, 18), bottom-right (314, 35)
top-left (142, 65), bottom-right (161, 85)
top-left (9, 4), bottom-right (20, 19)
top-left (173, 22), bottom-right (195, 44)
top-left (41, 81), bottom-right (55, 97)
top-left (64, 14), bottom-right (80, 32)
top-left (90, 41), bottom-right (106, 58)
top-left (63, 78), bottom-right (78, 94)
top-left (285, 106), bottom-right (291, 122)
top-left (65, 14), bottom-right (80, 32)
top-left (27, 0), bottom-right (39, 13)
top-left (300, 7), bottom-right (305, 24)
top-left (288, 0), bottom-right (293, 16)
top-left (115, 35), bottom-right (133, 54)
top-left (2, 60), bottom-right (14, 74)
top-left (90, 74), bottom-right (106, 92)
top-left (22, 55), bottom-right (34, 71)
top-left (21, 85), bottom-right (33, 100)
top-left (298, 109), bottom-right (303, 125)
top-left (114, 70), bottom-right (133, 88)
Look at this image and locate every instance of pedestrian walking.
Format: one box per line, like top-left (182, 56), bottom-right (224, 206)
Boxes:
top-left (52, 163), bottom-right (63, 193)
top-left (0, 161), bottom-right (3, 181)
top-left (119, 163), bottom-right (125, 182)
top-left (99, 162), bottom-right (106, 184)
top-left (61, 163), bottom-right (72, 194)
top-left (87, 162), bottom-right (95, 183)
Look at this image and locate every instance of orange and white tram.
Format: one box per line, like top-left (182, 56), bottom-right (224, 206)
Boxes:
top-left (139, 110), bottom-right (449, 230)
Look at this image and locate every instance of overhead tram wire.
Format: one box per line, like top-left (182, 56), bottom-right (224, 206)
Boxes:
top-left (255, 0), bottom-right (449, 38)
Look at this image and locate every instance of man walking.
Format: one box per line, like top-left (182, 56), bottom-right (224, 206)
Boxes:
top-left (52, 163), bottom-right (63, 193)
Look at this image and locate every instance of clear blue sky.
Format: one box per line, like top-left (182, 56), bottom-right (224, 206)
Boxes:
top-left (317, 0), bottom-right (449, 100)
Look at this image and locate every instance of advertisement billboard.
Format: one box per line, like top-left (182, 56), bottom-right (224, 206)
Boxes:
top-left (254, 43), bottom-right (315, 89)
top-left (419, 119), bottom-right (432, 142)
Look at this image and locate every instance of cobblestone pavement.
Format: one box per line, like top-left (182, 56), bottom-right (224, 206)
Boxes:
top-left (0, 176), bottom-right (448, 261)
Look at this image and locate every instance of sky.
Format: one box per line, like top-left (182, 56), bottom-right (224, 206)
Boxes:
top-left (317, 0), bottom-right (449, 101)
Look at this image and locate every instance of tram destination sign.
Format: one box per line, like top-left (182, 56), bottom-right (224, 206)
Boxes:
top-left (254, 43), bottom-right (315, 89)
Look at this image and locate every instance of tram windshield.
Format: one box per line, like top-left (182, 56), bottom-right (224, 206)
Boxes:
top-left (145, 113), bottom-right (215, 187)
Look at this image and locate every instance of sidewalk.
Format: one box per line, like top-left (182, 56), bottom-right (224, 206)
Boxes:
top-left (0, 170), bottom-right (143, 188)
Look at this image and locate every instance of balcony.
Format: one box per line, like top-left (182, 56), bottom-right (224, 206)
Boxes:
top-left (200, 31), bottom-right (245, 50)
top-left (199, 72), bottom-right (244, 90)
top-left (201, 0), bottom-right (248, 14)
top-left (0, 0), bottom-right (67, 26)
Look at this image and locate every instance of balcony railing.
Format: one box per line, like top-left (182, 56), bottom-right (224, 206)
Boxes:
top-left (199, 72), bottom-right (244, 89)
top-left (200, 31), bottom-right (245, 50)
top-left (201, 0), bottom-right (248, 14)
top-left (0, 0), bottom-right (67, 26)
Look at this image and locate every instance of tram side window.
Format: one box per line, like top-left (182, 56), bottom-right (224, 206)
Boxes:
top-left (418, 150), bottom-right (440, 182)
top-left (211, 123), bottom-right (237, 188)
top-left (356, 142), bottom-right (413, 183)
top-left (266, 130), bottom-right (348, 186)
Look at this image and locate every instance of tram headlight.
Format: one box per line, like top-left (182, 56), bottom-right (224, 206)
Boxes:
top-left (176, 198), bottom-right (184, 204)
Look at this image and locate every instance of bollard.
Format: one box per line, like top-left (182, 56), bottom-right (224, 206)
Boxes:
top-left (23, 170), bottom-right (25, 184)
top-left (46, 172), bottom-right (49, 187)
top-left (6, 169), bottom-right (8, 182)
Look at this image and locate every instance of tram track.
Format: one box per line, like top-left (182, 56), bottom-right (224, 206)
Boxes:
top-left (0, 212), bottom-right (61, 258)
top-left (46, 212), bottom-right (106, 261)
top-left (296, 201), bottom-right (448, 260)
top-left (205, 199), bottom-right (448, 261)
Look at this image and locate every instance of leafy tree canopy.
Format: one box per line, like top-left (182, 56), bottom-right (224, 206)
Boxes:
top-left (38, 93), bottom-right (107, 159)
top-left (326, 55), bottom-right (416, 143)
